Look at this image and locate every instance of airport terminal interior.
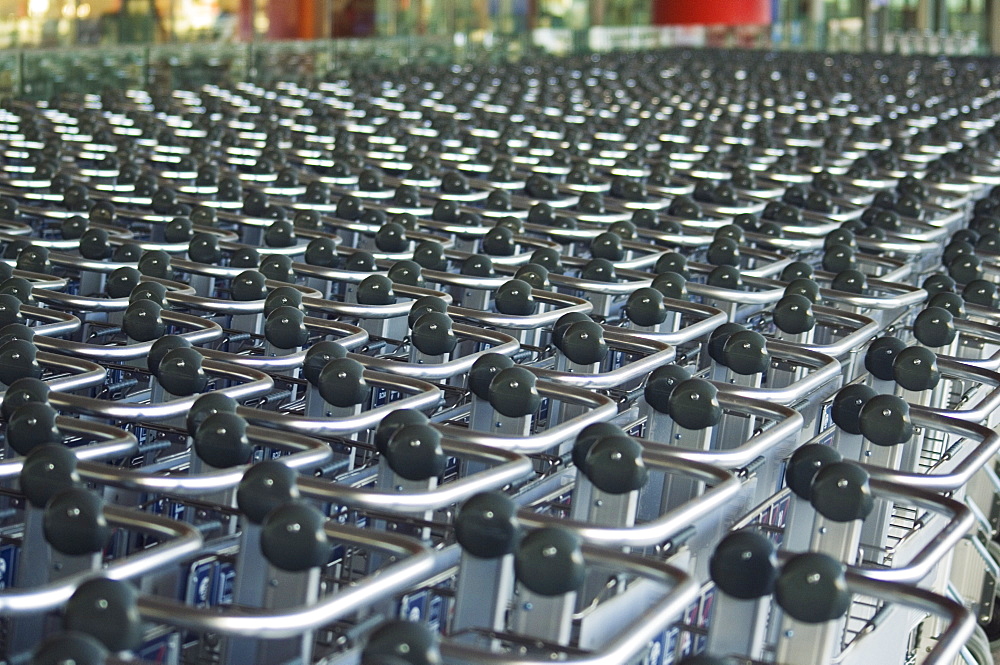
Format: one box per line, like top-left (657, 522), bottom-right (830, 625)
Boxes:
top-left (1, 1), bottom-right (1000, 665)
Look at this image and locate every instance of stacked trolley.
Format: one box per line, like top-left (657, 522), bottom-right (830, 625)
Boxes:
top-left (0, 47), bottom-right (999, 665)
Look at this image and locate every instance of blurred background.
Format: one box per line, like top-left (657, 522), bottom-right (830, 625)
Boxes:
top-left (0, 0), bottom-right (994, 100)
top-left (0, 0), bottom-right (991, 53)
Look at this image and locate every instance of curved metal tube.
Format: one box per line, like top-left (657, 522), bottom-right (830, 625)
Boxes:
top-left (76, 426), bottom-right (333, 495)
top-left (297, 439), bottom-right (533, 513)
top-left (519, 453), bottom-right (740, 547)
top-left (0, 508), bottom-right (202, 613)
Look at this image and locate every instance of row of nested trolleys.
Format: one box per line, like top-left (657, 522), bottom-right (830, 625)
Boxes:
top-left (0, 48), bottom-right (1000, 665)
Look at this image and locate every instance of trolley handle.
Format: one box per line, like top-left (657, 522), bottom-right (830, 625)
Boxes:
top-left (0, 507), bottom-right (202, 614)
top-left (639, 393), bottom-right (803, 468)
top-left (0, 417), bottom-right (138, 480)
top-left (242, 371), bottom-right (443, 435)
top-left (439, 380), bottom-right (617, 454)
top-left (351, 325), bottom-right (519, 380)
top-left (135, 523), bottom-right (437, 638)
top-left (75, 425), bottom-right (332, 495)
top-left (713, 342), bottom-right (841, 405)
top-left (439, 545), bottom-right (697, 665)
top-left (520, 452), bottom-right (740, 547)
top-left (528, 330), bottom-right (674, 390)
top-left (48, 359), bottom-right (274, 420)
top-left (862, 406), bottom-right (1000, 492)
top-left (298, 439), bottom-right (532, 514)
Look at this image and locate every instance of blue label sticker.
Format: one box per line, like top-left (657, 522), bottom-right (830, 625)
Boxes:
top-left (216, 563), bottom-right (235, 605)
top-left (0, 544), bottom-right (18, 590)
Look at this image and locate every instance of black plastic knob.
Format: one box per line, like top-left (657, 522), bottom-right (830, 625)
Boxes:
top-left (775, 553), bottom-right (851, 624)
top-left (362, 620), bottom-right (441, 665)
top-left (584, 435), bottom-right (649, 494)
top-left (468, 353), bottom-right (515, 401)
top-left (489, 367), bottom-right (541, 418)
top-left (922, 274), bottom-right (956, 298)
top-left (0, 293), bottom-right (22, 327)
top-left (146, 335), bottom-right (191, 376)
top-left (514, 263), bottom-right (549, 289)
top-left (557, 320), bottom-right (608, 365)
top-left (948, 254), bottom-right (983, 285)
top-left (305, 238), bottom-right (339, 268)
top-left (385, 423), bottom-right (446, 482)
top-left (194, 412), bottom-right (253, 468)
top-left (122, 300), bottom-right (165, 342)
top-left (859, 394), bottom-right (913, 447)
top-left (653, 252), bottom-right (688, 279)
top-left (261, 501), bottom-right (332, 572)
top-left (721, 330), bottom-right (769, 375)
top-left (413, 241), bottom-right (446, 271)
top-left (571, 422), bottom-right (624, 469)
top-left (265, 306), bottom-right (309, 349)
top-left (707, 238), bottom-right (740, 267)
top-left (8, 402), bottom-right (61, 455)
top-left (32, 633), bottom-right (108, 665)
top-left (893, 346), bottom-right (940, 391)
top-left (388, 260), bottom-right (423, 287)
top-left (0, 322), bottom-right (33, 345)
top-left (130, 281), bottom-right (168, 308)
top-left (581, 258), bottom-right (617, 283)
top-left (43, 488), bottom-right (110, 556)
top-left (230, 270), bottom-right (268, 301)
top-left (373, 409), bottom-right (430, 456)
top-left (785, 444), bottom-right (843, 500)
top-left (643, 364), bottom-right (692, 414)
top-left (65, 578), bottom-right (143, 652)
top-left (912, 306), bottom-right (956, 348)
top-left (303, 341), bottom-right (347, 387)
top-left (831, 269), bottom-right (866, 294)
top-left (928, 292), bottom-right (966, 319)
top-left (156, 347), bottom-right (208, 396)
top-left (515, 528), bottom-right (585, 596)
top-left (707, 265), bottom-right (741, 289)
top-left (831, 384), bottom-right (877, 435)
top-left (482, 227), bottom-right (516, 257)
top-left (781, 261), bottom-right (814, 282)
top-left (810, 462), bottom-right (875, 523)
top-left (248, 252), bottom-right (287, 281)
top-left (591, 232), bottom-right (625, 262)
top-left (318, 357), bottom-right (370, 408)
top-left (137, 250), bottom-right (171, 279)
top-left (963, 279), bottom-right (998, 308)
top-left (105, 267), bottom-right (141, 299)
top-left (864, 336), bottom-right (906, 381)
top-left (1, 376), bottom-right (50, 419)
top-left (0, 338), bottom-right (40, 385)
top-left (822, 244), bottom-right (855, 273)
top-left (165, 217), bottom-right (194, 244)
top-left (20, 445), bottom-right (79, 508)
top-left (411, 311), bottom-right (457, 356)
top-left (17, 246), bottom-right (50, 274)
top-left (456, 491), bottom-right (520, 559)
top-left (189, 233), bottom-right (222, 264)
top-left (186, 392), bottom-right (238, 435)
top-left (668, 379), bottom-right (722, 430)
top-left (238, 461), bottom-right (301, 525)
top-left (407, 295), bottom-right (448, 329)
top-left (625, 287), bottom-right (667, 327)
top-left (773, 294), bottom-right (816, 335)
top-left (264, 221), bottom-right (296, 248)
top-left (530, 247), bottom-right (564, 274)
top-left (651, 271), bottom-right (687, 300)
top-left (709, 530), bottom-right (779, 600)
top-left (461, 254), bottom-right (495, 278)
top-left (494, 279), bottom-right (536, 316)
top-left (264, 286), bottom-right (304, 317)
top-left (78, 228), bottom-right (112, 260)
